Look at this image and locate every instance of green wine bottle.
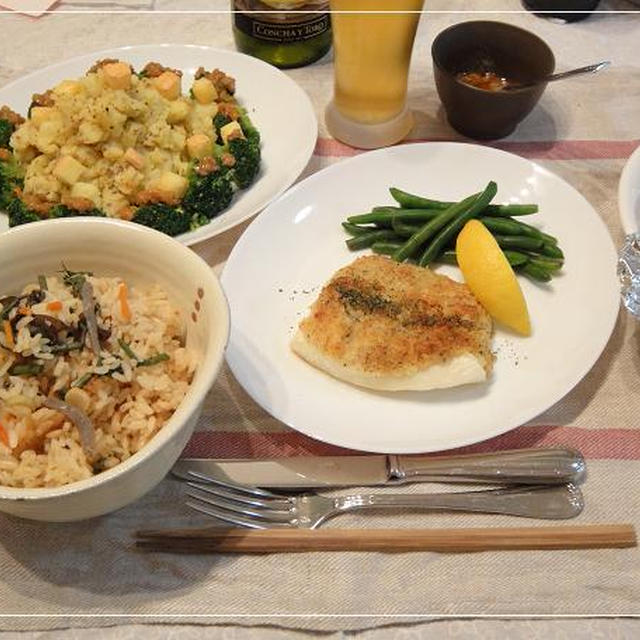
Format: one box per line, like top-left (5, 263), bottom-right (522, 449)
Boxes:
top-left (232, 0), bottom-right (332, 69)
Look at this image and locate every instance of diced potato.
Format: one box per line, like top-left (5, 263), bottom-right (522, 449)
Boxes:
top-left (123, 147), bottom-right (145, 170)
top-left (82, 73), bottom-right (103, 97)
top-left (191, 77), bottom-right (218, 104)
top-left (70, 182), bottom-right (101, 206)
top-left (166, 99), bottom-right (190, 124)
top-left (37, 119), bottom-right (63, 146)
top-left (53, 155), bottom-right (85, 185)
top-left (78, 122), bottom-right (103, 144)
top-left (155, 171), bottom-right (188, 199)
top-left (220, 121), bottom-right (244, 145)
top-left (102, 62), bottom-right (132, 90)
top-left (54, 80), bottom-right (84, 97)
top-left (153, 71), bottom-right (181, 101)
top-left (186, 134), bottom-right (211, 160)
top-left (30, 107), bottom-right (60, 126)
top-left (103, 142), bottom-right (124, 161)
top-left (116, 166), bottom-right (144, 196)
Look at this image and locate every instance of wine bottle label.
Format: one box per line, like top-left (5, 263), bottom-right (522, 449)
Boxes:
top-left (234, 11), bottom-right (330, 43)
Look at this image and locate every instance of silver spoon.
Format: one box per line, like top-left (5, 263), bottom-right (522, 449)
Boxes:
top-left (508, 60), bottom-right (610, 90)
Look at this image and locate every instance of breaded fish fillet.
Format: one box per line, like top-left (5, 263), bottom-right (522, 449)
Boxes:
top-left (291, 255), bottom-right (493, 391)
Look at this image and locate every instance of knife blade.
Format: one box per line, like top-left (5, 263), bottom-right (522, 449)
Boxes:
top-left (171, 447), bottom-right (585, 489)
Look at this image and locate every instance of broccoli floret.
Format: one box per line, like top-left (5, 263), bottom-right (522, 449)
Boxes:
top-left (132, 202), bottom-right (192, 237)
top-left (228, 136), bottom-right (261, 189)
top-left (182, 167), bottom-right (233, 220)
top-left (49, 204), bottom-right (106, 218)
top-left (7, 197), bottom-right (40, 227)
top-left (0, 154), bottom-right (23, 209)
top-left (238, 111), bottom-right (260, 145)
top-left (222, 110), bottom-right (261, 189)
top-left (0, 119), bottom-right (14, 149)
top-left (212, 113), bottom-right (232, 144)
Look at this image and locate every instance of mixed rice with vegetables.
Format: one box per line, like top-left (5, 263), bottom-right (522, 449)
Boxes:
top-left (0, 268), bottom-right (197, 488)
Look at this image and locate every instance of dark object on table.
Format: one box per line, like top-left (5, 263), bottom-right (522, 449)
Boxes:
top-left (231, 0), bottom-right (332, 69)
top-left (522, 0), bottom-right (601, 23)
top-left (431, 21), bottom-right (555, 139)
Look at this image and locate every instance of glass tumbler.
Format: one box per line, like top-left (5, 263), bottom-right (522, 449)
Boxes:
top-left (326, 0), bottom-right (425, 149)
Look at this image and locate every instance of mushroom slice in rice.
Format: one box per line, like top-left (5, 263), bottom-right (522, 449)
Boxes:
top-left (43, 396), bottom-right (96, 454)
top-left (80, 280), bottom-right (101, 356)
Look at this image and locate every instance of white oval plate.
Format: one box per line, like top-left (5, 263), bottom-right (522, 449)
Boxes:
top-left (222, 142), bottom-right (620, 454)
top-left (0, 44), bottom-right (317, 245)
top-left (619, 144), bottom-right (640, 234)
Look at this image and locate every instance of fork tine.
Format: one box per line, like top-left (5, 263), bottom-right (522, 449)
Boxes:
top-left (186, 500), bottom-right (269, 529)
top-left (186, 470), bottom-right (282, 498)
top-left (186, 481), bottom-right (293, 511)
top-left (186, 493), bottom-right (291, 528)
top-left (186, 489), bottom-right (293, 522)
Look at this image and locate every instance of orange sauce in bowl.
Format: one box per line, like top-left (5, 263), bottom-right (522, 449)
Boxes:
top-left (456, 70), bottom-right (510, 91)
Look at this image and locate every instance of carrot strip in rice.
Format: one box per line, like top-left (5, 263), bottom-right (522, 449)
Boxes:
top-left (118, 282), bottom-right (132, 322)
top-left (0, 424), bottom-right (9, 448)
top-left (3, 320), bottom-right (14, 348)
top-left (46, 301), bottom-right (63, 312)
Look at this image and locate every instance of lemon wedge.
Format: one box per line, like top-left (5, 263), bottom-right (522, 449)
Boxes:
top-left (456, 220), bottom-right (531, 336)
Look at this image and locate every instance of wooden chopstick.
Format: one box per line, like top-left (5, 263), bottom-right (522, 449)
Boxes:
top-left (135, 524), bottom-right (637, 554)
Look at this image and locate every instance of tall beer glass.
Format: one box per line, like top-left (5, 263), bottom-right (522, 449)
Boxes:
top-left (326, 0), bottom-right (425, 148)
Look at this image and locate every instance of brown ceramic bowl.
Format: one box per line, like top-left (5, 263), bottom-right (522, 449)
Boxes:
top-left (432, 21), bottom-right (555, 139)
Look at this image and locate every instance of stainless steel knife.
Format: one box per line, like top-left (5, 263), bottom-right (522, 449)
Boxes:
top-left (171, 447), bottom-right (586, 489)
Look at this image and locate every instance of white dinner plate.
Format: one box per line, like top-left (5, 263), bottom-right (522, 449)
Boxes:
top-left (618, 144), bottom-right (640, 234)
top-left (222, 142), bottom-right (620, 454)
top-left (0, 44), bottom-right (317, 245)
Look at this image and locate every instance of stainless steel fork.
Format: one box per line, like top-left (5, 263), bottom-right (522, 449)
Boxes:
top-left (184, 472), bottom-right (584, 529)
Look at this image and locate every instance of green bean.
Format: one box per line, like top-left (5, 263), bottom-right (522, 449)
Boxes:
top-left (391, 217), bottom-right (422, 238)
top-left (72, 372), bottom-right (94, 388)
top-left (518, 262), bottom-right (553, 283)
top-left (436, 249), bottom-right (529, 268)
top-left (539, 242), bottom-right (564, 259)
top-left (138, 353), bottom-right (170, 367)
top-left (392, 190), bottom-right (485, 262)
top-left (341, 222), bottom-right (376, 236)
top-left (346, 229), bottom-right (402, 251)
top-left (371, 241), bottom-right (404, 256)
top-left (118, 338), bottom-right (139, 360)
top-left (8, 363), bottom-right (44, 376)
top-left (38, 275), bottom-right (48, 291)
top-left (49, 341), bottom-right (84, 354)
top-left (526, 255), bottom-right (564, 272)
top-left (390, 187), bottom-right (538, 216)
top-left (479, 217), bottom-right (559, 246)
top-left (503, 250), bottom-right (531, 267)
top-left (418, 181), bottom-right (499, 267)
top-left (478, 217), bottom-right (526, 236)
top-left (514, 219), bottom-right (558, 244)
top-left (483, 203), bottom-right (539, 217)
top-left (513, 223), bottom-right (556, 244)
top-left (344, 213), bottom-right (389, 227)
top-left (389, 187), bottom-right (451, 210)
top-left (373, 206), bottom-right (443, 220)
top-left (446, 249), bottom-right (521, 267)
top-left (494, 235), bottom-right (544, 251)
top-left (482, 217), bottom-right (549, 240)
top-left (348, 208), bottom-right (441, 227)
top-left (0, 297), bottom-right (19, 320)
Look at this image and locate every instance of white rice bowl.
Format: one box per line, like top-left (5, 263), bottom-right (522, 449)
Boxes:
top-left (0, 217), bottom-right (228, 521)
